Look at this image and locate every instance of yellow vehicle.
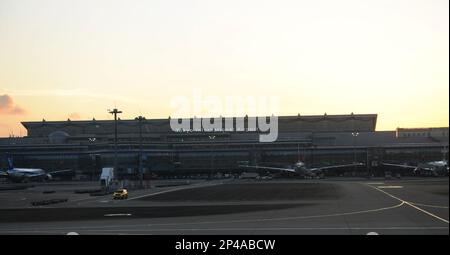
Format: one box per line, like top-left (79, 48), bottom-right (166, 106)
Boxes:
top-left (113, 189), bottom-right (128, 199)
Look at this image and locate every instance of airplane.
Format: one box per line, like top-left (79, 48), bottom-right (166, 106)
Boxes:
top-left (239, 161), bottom-right (365, 178)
top-left (0, 156), bottom-right (73, 183)
top-left (382, 160), bottom-right (449, 177)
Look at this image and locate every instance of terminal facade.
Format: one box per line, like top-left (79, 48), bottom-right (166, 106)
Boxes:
top-left (0, 114), bottom-right (448, 179)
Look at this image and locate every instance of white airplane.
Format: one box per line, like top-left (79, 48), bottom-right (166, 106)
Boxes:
top-left (382, 160), bottom-right (448, 176)
top-left (0, 156), bottom-right (72, 183)
top-left (239, 161), bottom-right (365, 178)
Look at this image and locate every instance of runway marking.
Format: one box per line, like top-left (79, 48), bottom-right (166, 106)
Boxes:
top-left (104, 213), bottom-right (132, 217)
top-left (405, 202), bottom-right (449, 224)
top-left (377, 186), bottom-right (403, 189)
top-left (367, 184), bottom-right (449, 224)
top-left (409, 202), bottom-right (449, 209)
top-left (127, 182), bottom-right (222, 201)
top-left (126, 188), bottom-right (189, 201)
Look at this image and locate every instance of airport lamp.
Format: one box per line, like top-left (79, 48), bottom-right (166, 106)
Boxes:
top-left (352, 132), bottom-right (359, 174)
top-left (209, 135), bottom-right (216, 178)
top-left (108, 108), bottom-right (122, 182)
top-left (135, 116), bottom-right (146, 189)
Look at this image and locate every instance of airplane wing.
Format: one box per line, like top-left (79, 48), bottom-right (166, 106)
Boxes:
top-left (381, 163), bottom-right (424, 174)
top-left (381, 163), bottom-right (417, 169)
top-left (238, 165), bottom-right (297, 173)
top-left (383, 162), bottom-right (447, 173)
top-left (47, 169), bottom-right (73, 175)
top-left (309, 163), bottom-right (365, 172)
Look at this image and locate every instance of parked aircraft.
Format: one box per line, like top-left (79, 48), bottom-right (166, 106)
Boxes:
top-left (239, 161), bottom-right (365, 178)
top-left (0, 156), bottom-right (72, 183)
top-left (382, 160), bottom-right (448, 176)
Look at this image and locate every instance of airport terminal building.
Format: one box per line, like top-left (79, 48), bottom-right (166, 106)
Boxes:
top-left (0, 114), bottom-right (448, 179)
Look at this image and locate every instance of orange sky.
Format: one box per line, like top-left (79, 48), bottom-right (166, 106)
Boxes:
top-left (0, 0), bottom-right (448, 137)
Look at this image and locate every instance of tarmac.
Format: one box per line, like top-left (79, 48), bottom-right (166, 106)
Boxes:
top-left (0, 177), bottom-right (448, 235)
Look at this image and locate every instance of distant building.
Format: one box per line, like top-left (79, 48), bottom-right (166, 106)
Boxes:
top-left (0, 114), bottom-right (447, 178)
top-left (396, 127), bottom-right (449, 139)
top-left (20, 114), bottom-right (378, 142)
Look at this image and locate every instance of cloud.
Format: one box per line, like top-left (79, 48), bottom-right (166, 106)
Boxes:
top-left (0, 94), bottom-right (26, 115)
top-left (69, 112), bottom-right (81, 120)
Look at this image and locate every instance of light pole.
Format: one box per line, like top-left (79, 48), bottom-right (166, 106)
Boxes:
top-left (366, 147), bottom-right (370, 178)
top-left (88, 137), bottom-right (97, 181)
top-left (352, 132), bottom-right (359, 175)
top-left (209, 135), bottom-right (216, 179)
top-left (311, 132), bottom-right (315, 167)
top-left (108, 108), bottom-right (122, 179)
top-left (135, 116), bottom-right (146, 188)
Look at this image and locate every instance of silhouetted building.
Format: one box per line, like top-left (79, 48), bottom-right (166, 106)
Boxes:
top-left (0, 114), bottom-right (447, 178)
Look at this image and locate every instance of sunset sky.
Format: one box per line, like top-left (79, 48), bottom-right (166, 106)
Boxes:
top-left (0, 0), bottom-right (448, 137)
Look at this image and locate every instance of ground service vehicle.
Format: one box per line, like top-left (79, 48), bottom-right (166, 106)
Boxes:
top-left (113, 189), bottom-right (128, 199)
